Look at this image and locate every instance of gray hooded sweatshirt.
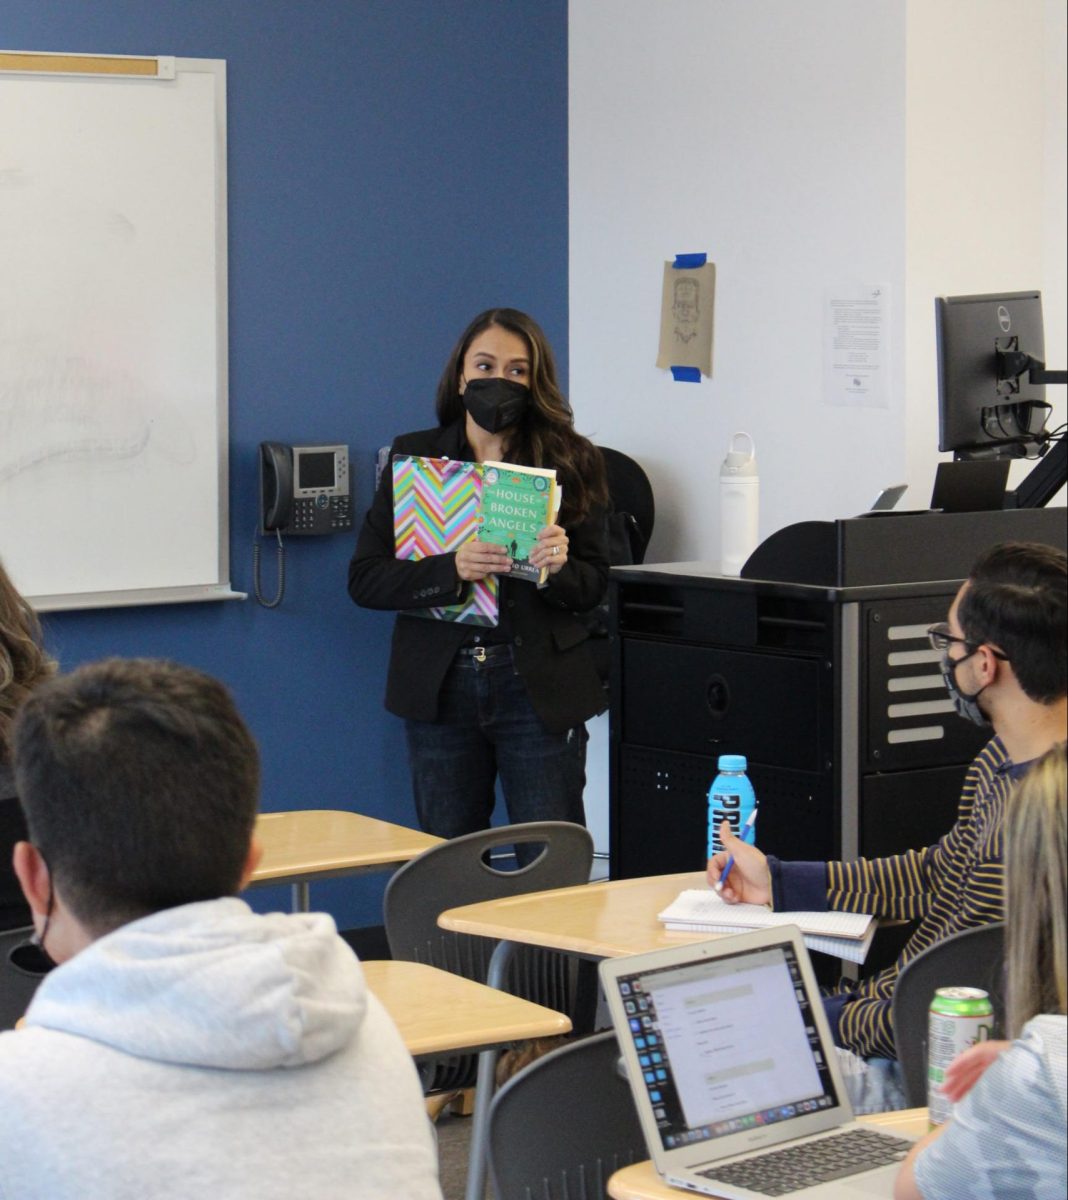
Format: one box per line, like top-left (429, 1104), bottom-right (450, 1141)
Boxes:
top-left (0, 897), bottom-right (442, 1199)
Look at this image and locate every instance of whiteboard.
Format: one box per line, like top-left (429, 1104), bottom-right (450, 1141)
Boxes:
top-left (0, 55), bottom-right (239, 611)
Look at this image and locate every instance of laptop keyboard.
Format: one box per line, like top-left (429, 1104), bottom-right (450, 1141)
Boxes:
top-left (699, 1128), bottom-right (912, 1196)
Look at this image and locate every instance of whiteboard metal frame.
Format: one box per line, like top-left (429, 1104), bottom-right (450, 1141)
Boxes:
top-left (0, 53), bottom-right (243, 612)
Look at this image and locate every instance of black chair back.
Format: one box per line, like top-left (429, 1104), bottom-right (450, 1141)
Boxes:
top-left (891, 922), bottom-right (1006, 1106)
top-left (488, 1030), bottom-right (647, 1200)
top-left (1, 928), bottom-right (50, 1031)
top-left (599, 446), bottom-right (655, 565)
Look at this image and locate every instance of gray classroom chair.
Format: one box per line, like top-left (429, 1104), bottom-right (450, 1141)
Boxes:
top-left (487, 1030), bottom-right (646, 1200)
top-left (891, 921), bottom-right (1006, 1107)
top-left (383, 821), bottom-right (595, 1093)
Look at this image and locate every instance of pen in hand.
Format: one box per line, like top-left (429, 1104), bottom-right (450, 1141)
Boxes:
top-left (714, 807), bottom-right (759, 894)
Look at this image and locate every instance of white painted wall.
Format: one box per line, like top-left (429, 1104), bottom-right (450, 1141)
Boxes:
top-left (905, 0), bottom-right (1068, 497)
top-left (569, 0), bottom-right (1066, 855)
top-left (569, 0), bottom-right (908, 566)
top-left (1041, 0), bottom-right (1068, 372)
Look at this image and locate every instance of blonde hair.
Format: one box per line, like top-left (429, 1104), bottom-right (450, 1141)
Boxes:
top-left (1005, 742), bottom-right (1067, 1037)
top-left (0, 557), bottom-right (56, 759)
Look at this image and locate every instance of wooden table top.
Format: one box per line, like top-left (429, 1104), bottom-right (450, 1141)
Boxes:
top-left (607, 1109), bottom-right (929, 1199)
top-left (361, 959), bottom-right (571, 1056)
top-left (438, 871), bottom-right (713, 959)
top-left (249, 809), bottom-right (443, 887)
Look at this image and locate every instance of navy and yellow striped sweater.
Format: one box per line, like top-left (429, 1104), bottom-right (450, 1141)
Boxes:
top-left (770, 738), bottom-right (1020, 1060)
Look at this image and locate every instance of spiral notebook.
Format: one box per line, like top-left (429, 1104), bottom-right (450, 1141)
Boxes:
top-left (658, 889), bottom-right (876, 965)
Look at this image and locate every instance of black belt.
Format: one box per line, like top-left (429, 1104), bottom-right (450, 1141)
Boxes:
top-left (457, 643), bottom-right (513, 663)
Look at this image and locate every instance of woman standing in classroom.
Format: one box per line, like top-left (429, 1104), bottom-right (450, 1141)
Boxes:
top-left (894, 741), bottom-right (1067, 1200)
top-left (348, 308), bottom-right (609, 847)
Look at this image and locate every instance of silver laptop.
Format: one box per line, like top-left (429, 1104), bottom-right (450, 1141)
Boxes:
top-left (869, 482), bottom-right (907, 512)
top-left (600, 927), bottom-right (915, 1199)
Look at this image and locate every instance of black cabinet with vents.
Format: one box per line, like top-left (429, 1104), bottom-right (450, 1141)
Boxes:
top-left (608, 509), bottom-right (1065, 881)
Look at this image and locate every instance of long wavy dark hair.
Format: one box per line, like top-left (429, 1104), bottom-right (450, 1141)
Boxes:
top-left (0, 556), bottom-right (56, 761)
top-left (434, 308), bottom-right (608, 525)
top-left (1005, 742), bottom-right (1066, 1038)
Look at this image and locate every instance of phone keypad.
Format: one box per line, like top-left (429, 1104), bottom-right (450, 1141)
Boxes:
top-left (331, 496), bottom-right (352, 529)
top-left (290, 496), bottom-right (353, 534)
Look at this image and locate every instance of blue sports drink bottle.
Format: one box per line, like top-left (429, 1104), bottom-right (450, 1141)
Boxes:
top-left (707, 754), bottom-right (757, 861)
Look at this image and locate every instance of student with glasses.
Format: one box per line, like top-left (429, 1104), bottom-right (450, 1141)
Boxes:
top-left (708, 541), bottom-right (1067, 1111)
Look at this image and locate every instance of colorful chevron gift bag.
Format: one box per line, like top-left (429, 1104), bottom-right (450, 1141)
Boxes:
top-left (392, 455), bottom-right (499, 627)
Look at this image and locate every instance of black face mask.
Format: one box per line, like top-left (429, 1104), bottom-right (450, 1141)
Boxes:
top-left (462, 377), bottom-right (531, 434)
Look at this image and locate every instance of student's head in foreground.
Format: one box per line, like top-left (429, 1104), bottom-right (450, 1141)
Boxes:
top-left (11, 657), bottom-right (261, 963)
top-left (1005, 740), bottom-right (1067, 1037)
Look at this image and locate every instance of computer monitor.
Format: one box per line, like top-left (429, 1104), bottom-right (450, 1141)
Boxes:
top-left (936, 291), bottom-right (1053, 460)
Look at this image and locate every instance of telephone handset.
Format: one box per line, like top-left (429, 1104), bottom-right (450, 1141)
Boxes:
top-left (260, 442), bottom-right (295, 532)
top-left (253, 442), bottom-right (354, 608)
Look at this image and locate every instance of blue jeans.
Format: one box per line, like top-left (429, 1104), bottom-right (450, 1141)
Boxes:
top-left (404, 648), bottom-right (588, 854)
top-left (835, 1048), bottom-right (909, 1115)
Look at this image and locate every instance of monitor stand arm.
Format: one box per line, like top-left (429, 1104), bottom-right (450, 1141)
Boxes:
top-left (997, 346), bottom-right (1067, 387)
top-left (1028, 365), bottom-right (1068, 386)
top-left (1005, 437), bottom-right (1067, 509)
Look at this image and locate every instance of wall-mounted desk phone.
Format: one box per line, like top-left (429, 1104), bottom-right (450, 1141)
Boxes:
top-left (259, 442), bottom-right (353, 535)
top-left (253, 442), bottom-right (354, 608)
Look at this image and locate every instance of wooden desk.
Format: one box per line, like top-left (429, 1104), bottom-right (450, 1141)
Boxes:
top-left (437, 871), bottom-right (710, 1200)
top-left (438, 870), bottom-right (711, 959)
top-left (361, 960), bottom-right (571, 1056)
top-left (607, 1109), bottom-right (929, 1199)
top-left (249, 809), bottom-right (443, 911)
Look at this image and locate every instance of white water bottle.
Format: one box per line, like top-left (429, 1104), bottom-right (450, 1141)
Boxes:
top-left (720, 432), bottom-right (759, 576)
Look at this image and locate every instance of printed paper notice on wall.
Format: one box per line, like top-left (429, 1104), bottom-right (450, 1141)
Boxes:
top-left (823, 283), bottom-right (891, 408)
top-left (656, 257), bottom-right (716, 380)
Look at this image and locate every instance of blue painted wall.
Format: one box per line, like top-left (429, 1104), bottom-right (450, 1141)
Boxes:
top-left (4, 0), bottom-right (570, 927)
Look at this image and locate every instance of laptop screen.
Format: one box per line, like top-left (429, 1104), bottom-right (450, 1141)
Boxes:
top-left (611, 940), bottom-right (842, 1152)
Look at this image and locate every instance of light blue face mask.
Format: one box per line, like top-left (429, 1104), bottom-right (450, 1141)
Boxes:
top-left (940, 648), bottom-right (990, 727)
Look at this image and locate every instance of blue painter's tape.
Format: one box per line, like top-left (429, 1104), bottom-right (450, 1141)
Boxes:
top-left (670, 366), bottom-right (701, 383)
top-left (673, 253), bottom-right (707, 269)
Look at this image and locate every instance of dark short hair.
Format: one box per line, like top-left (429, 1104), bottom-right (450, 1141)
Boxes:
top-left (959, 542), bottom-right (1067, 704)
top-left (12, 658), bottom-right (259, 934)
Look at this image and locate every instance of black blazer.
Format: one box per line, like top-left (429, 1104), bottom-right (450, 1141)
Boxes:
top-left (348, 421), bottom-right (609, 733)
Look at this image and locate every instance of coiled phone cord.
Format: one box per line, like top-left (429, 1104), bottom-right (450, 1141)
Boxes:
top-left (252, 527), bottom-right (285, 608)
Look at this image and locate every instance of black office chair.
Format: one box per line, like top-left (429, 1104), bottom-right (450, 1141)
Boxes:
top-left (599, 445), bottom-right (655, 566)
top-left (891, 922), bottom-right (1006, 1106)
top-left (583, 446), bottom-right (656, 682)
top-left (487, 1030), bottom-right (646, 1200)
top-left (383, 821), bottom-right (596, 1093)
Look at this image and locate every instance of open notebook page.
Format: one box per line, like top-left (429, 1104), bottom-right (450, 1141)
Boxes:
top-left (657, 889), bottom-right (873, 939)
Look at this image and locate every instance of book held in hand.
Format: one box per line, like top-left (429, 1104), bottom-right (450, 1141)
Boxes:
top-left (477, 461), bottom-right (560, 585)
top-left (657, 888), bottom-right (876, 965)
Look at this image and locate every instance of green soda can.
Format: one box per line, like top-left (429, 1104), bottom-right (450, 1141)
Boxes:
top-left (927, 987), bottom-right (994, 1127)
